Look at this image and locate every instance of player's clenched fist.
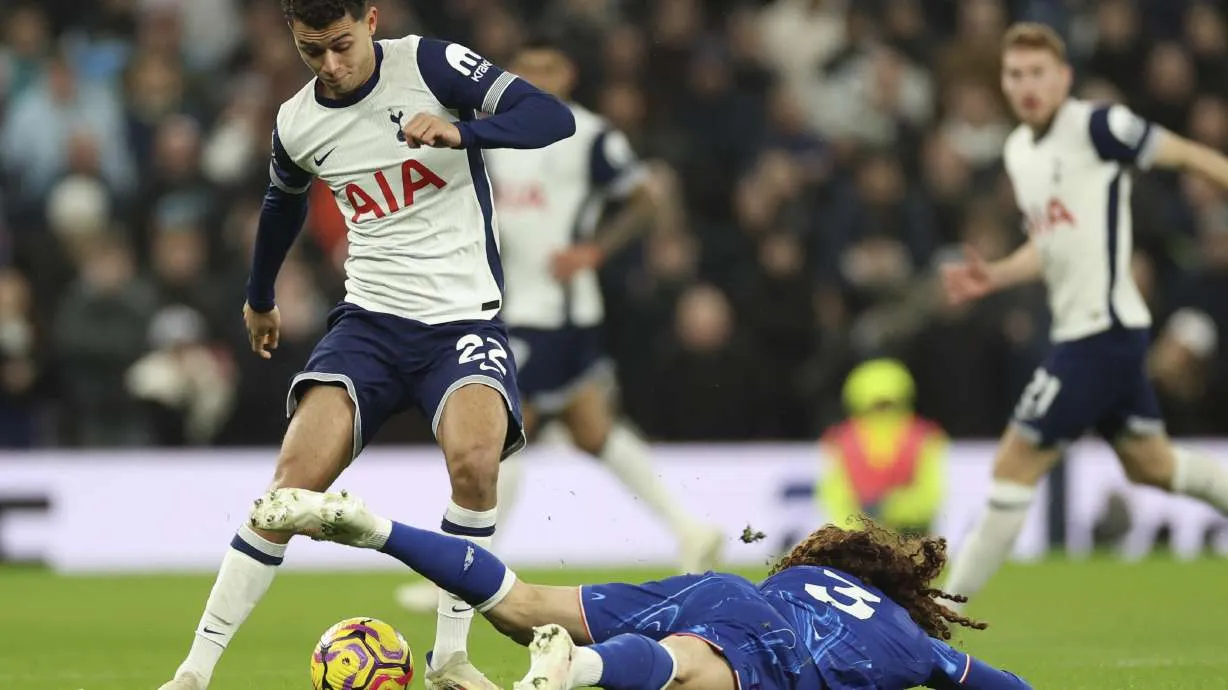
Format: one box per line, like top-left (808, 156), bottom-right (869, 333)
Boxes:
top-left (243, 302), bottom-right (281, 359)
top-left (402, 112), bottom-right (462, 149)
top-left (939, 244), bottom-right (994, 306)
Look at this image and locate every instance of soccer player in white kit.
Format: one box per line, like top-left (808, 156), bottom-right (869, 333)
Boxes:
top-left (158, 2), bottom-right (575, 689)
top-left (940, 23), bottom-right (1228, 608)
top-left (394, 36), bottom-right (724, 614)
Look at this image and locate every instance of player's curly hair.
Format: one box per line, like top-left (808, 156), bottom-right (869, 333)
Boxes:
top-left (770, 520), bottom-right (986, 640)
top-left (281, 0), bottom-right (369, 29)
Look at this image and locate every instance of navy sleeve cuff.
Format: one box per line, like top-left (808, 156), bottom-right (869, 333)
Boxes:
top-left (245, 184), bottom-right (308, 311)
top-left (457, 121), bottom-right (476, 149)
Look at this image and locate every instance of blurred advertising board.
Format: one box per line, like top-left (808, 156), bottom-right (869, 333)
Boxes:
top-left (1, 441), bottom-right (1224, 572)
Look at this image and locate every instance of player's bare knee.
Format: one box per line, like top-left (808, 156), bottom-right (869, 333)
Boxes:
top-left (445, 441), bottom-right (501, 507)
top-left (992, 427), bottom-right (1057, 486)
top-left (1116, 436), bottom-right (1174, 488)
top-left (570, 423), bottom-right (608, 457)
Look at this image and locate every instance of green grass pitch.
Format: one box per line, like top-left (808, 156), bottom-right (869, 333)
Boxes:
top-left (2, 558), bottom-right (1227, 689)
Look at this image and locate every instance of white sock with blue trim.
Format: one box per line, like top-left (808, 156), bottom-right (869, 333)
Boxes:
top-left (942, 480), bottom-right (1036, 610)
top-left (176, 524), bottom-right (287, 684)
top-left (1172, 446), bottom-right (1228, 513)
top-left (433, 501), bottom-right (497, 665)
top-left (600, 423), bottom-right (699, 537)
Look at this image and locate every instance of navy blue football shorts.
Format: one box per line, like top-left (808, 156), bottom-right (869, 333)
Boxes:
top-left (286, 301), bottom-right (525, 459)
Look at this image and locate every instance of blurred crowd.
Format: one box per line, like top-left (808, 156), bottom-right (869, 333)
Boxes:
top-left (3, 0), bottom-right (1228, 449)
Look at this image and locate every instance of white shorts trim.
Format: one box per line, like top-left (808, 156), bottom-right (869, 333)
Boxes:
top-left (286, 372), bottom-right (362, 461)
top-left (1124, 416), bottom-right (1166, 437)
top-left (431, 374), bottom-right (526, 459)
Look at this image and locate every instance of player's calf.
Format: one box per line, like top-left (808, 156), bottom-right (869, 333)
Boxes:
top-left (434, 382), bottom-right (512, 667)
top-left (1116, 434), bottom-right (1228, 514)
top-left (943, 427), bottom-right (1056, 606)
top-left (484, 583), bottom-right (592, 646)
top-left (162, 385), bottom-right (356, 688)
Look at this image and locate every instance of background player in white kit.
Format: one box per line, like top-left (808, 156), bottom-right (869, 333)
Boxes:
top-left (158, 2), bottom-right (575, 689)
top-left (940, 23), bottom-right (1228, 609)
top-left (395, 37), bottom-right (723, 613)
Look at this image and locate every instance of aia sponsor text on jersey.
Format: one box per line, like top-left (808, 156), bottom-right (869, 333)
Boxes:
top-left (343, 159), bottom-right (448, 223)
top-left (494, 182), bottom-right (548, 211)
top-left (1025, 197), bottom-right (1077, 236)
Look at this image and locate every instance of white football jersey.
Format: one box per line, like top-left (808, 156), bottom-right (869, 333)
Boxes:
top-left (486, 105), bottom-right (647, 329)
top-left (270, 35), bottom-right (522, 324)
top-left (1003, 99), bottom-right (1159, 342)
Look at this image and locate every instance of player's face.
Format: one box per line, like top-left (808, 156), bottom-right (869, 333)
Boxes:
top-left (1001, 48), bottom-right (1072, 127)
top-left (510, 48), bottom-right (575, 100)
top-left (290, 7), bottom-right (378, 97)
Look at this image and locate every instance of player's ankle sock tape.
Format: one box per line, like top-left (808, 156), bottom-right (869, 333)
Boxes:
top-left (230, 523), bottom-right (288, 566)
top-left (593, 634), bottom-right (678, 690)
top-left (441, 501), bottom-right (497, 538)
top-left (987, 479), bottom-right (1036, 511)
top-left (380, 521), bottom-right (515, 611)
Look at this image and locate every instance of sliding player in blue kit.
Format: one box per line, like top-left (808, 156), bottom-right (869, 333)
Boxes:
top-left (252, 488), bottom-right (1031, 689)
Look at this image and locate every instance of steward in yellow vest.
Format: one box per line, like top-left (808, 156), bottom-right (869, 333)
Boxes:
top-left (819, 359), bottom-right (947, 536)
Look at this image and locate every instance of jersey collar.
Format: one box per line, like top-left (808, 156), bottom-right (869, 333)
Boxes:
top-left (315, 42), bottom-right (384, 109)
top-left (1030, 98), bottom-right (1072, 145)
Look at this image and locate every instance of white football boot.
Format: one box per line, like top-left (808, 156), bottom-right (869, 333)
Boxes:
top-left (423, 651), bottom-right (502, 690)
top-left (156, 671), bottom-right (206, 690)
top-left (679, 526), bottom-right (725, 574)
top-left (248, 488), bottom-right (388, 548)
top-left (512, 624), bottom-right (576, 690)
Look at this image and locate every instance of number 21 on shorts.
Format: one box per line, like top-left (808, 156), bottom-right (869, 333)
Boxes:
top-left (1015, 367), bottom-right (1062, 421)
top-left (456, 334), bottom-right (509, 376)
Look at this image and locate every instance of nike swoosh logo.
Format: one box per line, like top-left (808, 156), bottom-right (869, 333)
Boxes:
top-left (451, 604), bottom-right (474, 613)
top-left (201, 626), bottom-right (224, 636)
top-left (314, 147), bottom-right (337, 167)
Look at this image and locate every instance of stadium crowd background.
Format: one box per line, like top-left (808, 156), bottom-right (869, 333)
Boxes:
top-left (1, 0), bottom-right (1226, 449)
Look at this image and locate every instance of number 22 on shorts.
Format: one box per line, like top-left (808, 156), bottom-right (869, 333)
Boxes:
top-left (456, 334), bottom-right (509, 376)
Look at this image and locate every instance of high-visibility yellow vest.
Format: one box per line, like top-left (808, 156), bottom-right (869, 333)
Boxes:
top-left (823, 416), bottom-right (936, 505)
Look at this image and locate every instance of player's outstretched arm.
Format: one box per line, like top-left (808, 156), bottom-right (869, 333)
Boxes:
top-left (925, 638), bottom-right (1031, 689)
top-left (939, 240), bottom-right (1040, 306)
top-left (416, 38), bottom-right (575, 150)
top-left (244, 129), bottom-right (312, 357)
top-left (551, 153), bottom-right (665, 282)
top-left (1149, 128), bottom-right (1228, 190)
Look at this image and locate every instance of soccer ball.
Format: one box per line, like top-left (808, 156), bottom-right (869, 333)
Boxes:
top-left (310, 617), bottom-right (414, 690)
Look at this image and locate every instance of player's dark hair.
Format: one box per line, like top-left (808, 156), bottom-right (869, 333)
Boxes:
top-left (281, 0), bottom-right (369, 29)
top-left (520, 31), bottom-right (565, 53)
top-left (516, 31), bottom-right (576, 63)
top-left (771, 520), bottom-right (987, 640)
